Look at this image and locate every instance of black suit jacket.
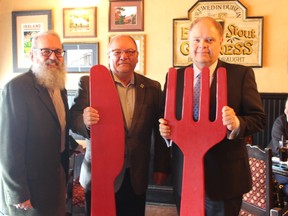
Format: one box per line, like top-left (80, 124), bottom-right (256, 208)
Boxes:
top-left (166, 60), bottom-right (266, 200)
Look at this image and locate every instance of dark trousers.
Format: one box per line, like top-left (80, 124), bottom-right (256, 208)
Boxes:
top-left (84, 169), bottom-right (146, 216)
top-left (205, 195), bottom-right (242, 216)
top-left (84, 189), bottom-right (91, 216)
top-left (175, 194), bottom-right (242, 216)
top-left (115, 169), bottom-right (146, 216)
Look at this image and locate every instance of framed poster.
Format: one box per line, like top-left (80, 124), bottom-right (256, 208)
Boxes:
top-left (63, 43), bottom-right (99, 73)
top-left (63, 7), bottom-right (97, 38)
top-left (12, 10), bottom-right (52, 73)
top-left (109, 1), bottom-right (143, 32)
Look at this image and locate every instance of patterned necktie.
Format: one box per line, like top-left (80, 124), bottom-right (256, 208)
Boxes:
top-left (193, 74), bottom-right (201, 120)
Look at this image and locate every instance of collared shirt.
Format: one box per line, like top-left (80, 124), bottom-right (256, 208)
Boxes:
top-left (113, 74), bottom-right (136, 130)
top-left (48, 88), bottom-right (66, 152)
top-left (193, 60), bottom-right (218, 86)
top-left (112, 74), bottom-right (136, 169)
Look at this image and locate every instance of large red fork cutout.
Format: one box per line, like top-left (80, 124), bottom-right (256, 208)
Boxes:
top-left (165, 67), bottom-right (227, 216)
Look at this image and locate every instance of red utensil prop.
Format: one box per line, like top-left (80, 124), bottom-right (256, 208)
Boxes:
top-left (164, 67), bottom-right (227, 216)
top-left (90, 64), bottom-right (125, 216)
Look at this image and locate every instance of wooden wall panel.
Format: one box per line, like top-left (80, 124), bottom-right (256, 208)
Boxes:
top-left (253, 93), bottom-right (287, 149)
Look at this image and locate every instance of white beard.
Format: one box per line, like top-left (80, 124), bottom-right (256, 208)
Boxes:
top-left (32, 59), bottom-right (66, 90)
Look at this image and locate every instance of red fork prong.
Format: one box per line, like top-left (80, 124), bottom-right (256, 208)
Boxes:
top-left (182, 67), bottom-right (194, 120)
top-left (203, 67), bottom-right (227, 146)
top-left (164, 67), bottom-right (178, 122)
top-left (199, 67), bottom-right (210, 120)
top-left (216, 67), bottom-right (227, 120)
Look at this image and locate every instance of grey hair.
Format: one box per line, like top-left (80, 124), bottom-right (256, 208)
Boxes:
top-left (108, 34), bottom-right (138, 52)
top-left (31, 30), bottom-right (62, 49)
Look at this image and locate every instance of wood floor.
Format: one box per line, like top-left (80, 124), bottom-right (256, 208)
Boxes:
top-left (70, 203), bottom-right (178, 216)
top-left (145, 203), bottom-right (178, 216)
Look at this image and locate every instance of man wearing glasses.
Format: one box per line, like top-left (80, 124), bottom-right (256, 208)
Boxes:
top-left (0, 31), bottom-right (80, 216)
top-left (70, 35), bottom-right (171, 216)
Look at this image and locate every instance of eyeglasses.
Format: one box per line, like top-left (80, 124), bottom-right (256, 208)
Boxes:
top-left (109, 49), bottom-right (137, 57)
top-left (34, 48), bottom-right (65, 57)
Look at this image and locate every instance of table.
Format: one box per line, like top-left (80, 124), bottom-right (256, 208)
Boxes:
top-left (272, 157), bottom-right (288, 176)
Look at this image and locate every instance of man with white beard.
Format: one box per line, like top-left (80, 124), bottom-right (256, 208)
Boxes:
top-left (0, 31), bottom-right (79, 216)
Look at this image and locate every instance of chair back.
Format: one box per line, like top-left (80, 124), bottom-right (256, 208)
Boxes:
top-left (240, 144), bottom-right (273, 216)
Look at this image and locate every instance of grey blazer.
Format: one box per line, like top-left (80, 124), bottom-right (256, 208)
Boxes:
top-left (0, 71), bottom-right (77, 216)
top-left (70, 73), bottom-right (171, 194)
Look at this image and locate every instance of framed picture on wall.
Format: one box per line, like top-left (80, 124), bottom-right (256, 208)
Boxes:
top-left (109, 1), bottom-right (144, 32)
top-left (63, 43), bottom-right (99, 73)
top-left (12, 10), bottom-right (52, 73)
top-left (63, 7), bottom-right (97, 38)
top-left (109, 34), bottom-right (145, 75)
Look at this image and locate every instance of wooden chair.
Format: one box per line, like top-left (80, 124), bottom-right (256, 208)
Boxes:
top-left (239, 144), bottom-right (274, 216)
top-left (239, 144), bottom-right (288, 216)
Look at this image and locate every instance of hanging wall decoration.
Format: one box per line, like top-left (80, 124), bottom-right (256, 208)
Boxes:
top-left (63, 43), bottom-right (99, 73)
top-left (109, 0), bottom-right (144, 32)
top-left (173, 0), bottom-right (263, 67)
top-left (63, 7), bottom-right (97, 38)
top-left (12, 10), bottom-right (52, 73)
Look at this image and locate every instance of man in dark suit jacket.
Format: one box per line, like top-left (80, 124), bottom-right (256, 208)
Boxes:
top-left (269, 98), bottom-right (288, 155)
top-left (0, 31), bottom-right (79, 216)
top-left (159, 17), bottom-right (266, 216)
top-left (268, 97), bottom-right (288, 195)
top-left (70, 35), bottom-right (171, 216)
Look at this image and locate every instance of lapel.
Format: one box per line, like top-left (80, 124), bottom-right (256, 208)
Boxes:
top-left (208, 60), bottom-right (225, 93)
top-left (128, 73), bottom-right (146, 133)
top-left (209, 60), bottom-right (227, 120)
top-left (60, 89), bottom-right (69, 123)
